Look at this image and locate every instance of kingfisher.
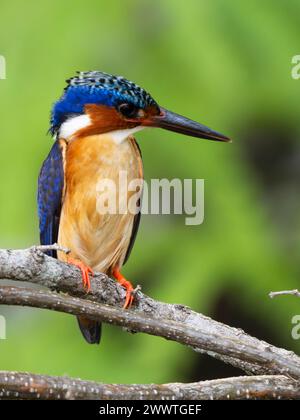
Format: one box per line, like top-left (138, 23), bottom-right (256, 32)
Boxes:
top-left (37, 71), bottom-right (230, 344)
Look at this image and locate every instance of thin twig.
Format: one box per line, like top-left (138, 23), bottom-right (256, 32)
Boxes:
top-left (0, 371), bottom-right (298, 400)
top-left (31, 243), bottom-right (70, 255)
top-left (269, 289), bottom-right (300, 299)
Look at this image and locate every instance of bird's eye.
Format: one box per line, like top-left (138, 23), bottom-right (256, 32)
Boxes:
top-left (118, 103), bottom-right (139, 119)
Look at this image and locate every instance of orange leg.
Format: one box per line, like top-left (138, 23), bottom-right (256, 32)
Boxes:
top-left (68, 257), bottom-right (94, 292)
top-left (112, 268), bottom-right (134, 309)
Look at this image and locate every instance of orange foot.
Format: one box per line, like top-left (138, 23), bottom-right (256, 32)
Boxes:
top-left (68, 257), bottom-right (94, 292)
top-left (112, 268), bottom-right (134, 309)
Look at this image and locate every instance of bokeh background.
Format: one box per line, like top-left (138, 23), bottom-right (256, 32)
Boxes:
top-left (0, 0), bottom-right (300, 384)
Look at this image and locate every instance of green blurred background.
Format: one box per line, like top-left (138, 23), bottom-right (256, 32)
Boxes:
top-left (0, 0), bottom-right (300, 384)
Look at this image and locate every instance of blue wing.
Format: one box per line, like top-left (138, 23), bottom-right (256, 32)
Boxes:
top-left (37, 140), bottom-right (64, 257)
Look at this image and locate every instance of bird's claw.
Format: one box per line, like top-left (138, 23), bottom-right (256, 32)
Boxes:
top-left (112, 269), bottom-right (135, 309)
top-left (68, 257), bottom-right (94, 292)
top-left (123, 282), bottom-right (134, 309)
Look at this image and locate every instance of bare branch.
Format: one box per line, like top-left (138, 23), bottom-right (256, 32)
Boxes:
top-left (0, 371), bottom-right (298, 400)
top-left (269, 289), bottom-right (300, 299)
top-left (1, 247), bottom-right (300, 380)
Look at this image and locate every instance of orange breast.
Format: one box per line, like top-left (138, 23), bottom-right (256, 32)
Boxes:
top-left (57, 133), bottom-right (143, 273)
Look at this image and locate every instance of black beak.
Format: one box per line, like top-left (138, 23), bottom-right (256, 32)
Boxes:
top-left (143, 107), bottom-right (230, 142)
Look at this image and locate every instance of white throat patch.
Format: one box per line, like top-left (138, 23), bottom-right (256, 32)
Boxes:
top-left (110, 126), bottom-right (144, 144)
top-left (59, 114), bottom-right (144, 143)
top-left (59, 114), bottom-right (91, 139)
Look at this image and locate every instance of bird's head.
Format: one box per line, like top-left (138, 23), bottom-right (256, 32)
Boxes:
top-left (51, 71), bottom-right (230, 142)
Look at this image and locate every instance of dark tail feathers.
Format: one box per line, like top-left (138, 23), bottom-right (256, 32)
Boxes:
top-left (77, 316), bottom-right (102, 344)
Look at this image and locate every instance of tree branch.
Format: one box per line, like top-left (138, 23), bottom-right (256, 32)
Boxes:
top-left (0, 371), bottom-right (299, 400)
top-left (1, 247), bottom-right (300, 382)
top-left (269, 289), bottom-right (300, 299)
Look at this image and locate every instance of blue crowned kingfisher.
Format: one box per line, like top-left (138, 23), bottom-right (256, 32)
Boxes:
top-left (38, 71), bottom-right (230, 344)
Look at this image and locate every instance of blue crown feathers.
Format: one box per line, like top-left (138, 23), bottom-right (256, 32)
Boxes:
top-left (50, 71), bottom-right (159, 135)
